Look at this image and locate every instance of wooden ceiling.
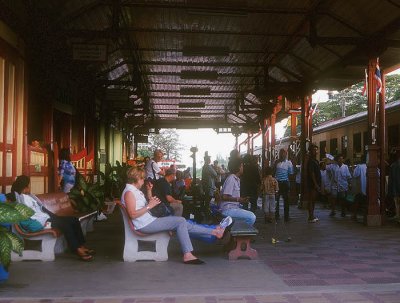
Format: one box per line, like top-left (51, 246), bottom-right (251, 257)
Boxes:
top-left (2, 0), bottom-right (400, 132)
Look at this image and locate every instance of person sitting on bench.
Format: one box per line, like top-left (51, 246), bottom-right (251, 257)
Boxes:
top-left (122, 167), bottom-right (232, 265)
top-left (10, 175), bottom-right (95, 261)
top-left (219, 158), bottom-right (256, 226)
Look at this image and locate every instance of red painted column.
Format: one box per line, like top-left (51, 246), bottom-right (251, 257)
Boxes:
top-left (379, 72), bottom-right (386, 217)
top-left (300, 95), bottom-right (309, 207)
top-left (291, 112), bottom-right (298, 139)
top-left (308, 96), bottom-right (313, 141)
top-left (366, 58), bottom-right (381, 226)
top-left (270, 113), bottom-right (276, 160)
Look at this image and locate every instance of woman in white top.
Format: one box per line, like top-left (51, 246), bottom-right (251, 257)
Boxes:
top-left (122, 167), bottom-right (229, 265)
top-left (11, 175), bottom-right (95, 261)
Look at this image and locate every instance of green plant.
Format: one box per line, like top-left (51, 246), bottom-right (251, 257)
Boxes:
top-left (0, 203), bottom-right (33, 269)
top-left (100, 161), bottom-right (131, 200)
top-left (68, 174), bottom-right (105, 212)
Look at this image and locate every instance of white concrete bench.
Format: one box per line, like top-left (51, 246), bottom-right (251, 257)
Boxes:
top-left (11, 192), bottom-right (96, 262)
top-left (117, 202), bottom-right (170, 262)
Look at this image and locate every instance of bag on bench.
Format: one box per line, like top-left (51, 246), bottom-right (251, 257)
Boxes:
top-left (19, 218), bottom-right (44, 232)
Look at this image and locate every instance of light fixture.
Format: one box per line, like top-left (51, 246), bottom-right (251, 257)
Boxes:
top-left (180, 87), bottom-right (211, 95)
top-left (178, 102), bottom-right (206, 108)
top-left (178, 111), bottom-right (202, 117)
top-left (180, 70), bottom-right (218, 80)
top-left (182, 46), bottom-right (230, 57)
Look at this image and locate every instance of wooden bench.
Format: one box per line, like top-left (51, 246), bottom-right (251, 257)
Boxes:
top-left (117, 201), bottom-right (170, 262)
top-left (11, 192), bottom-right (97, 262)
top-left (228, 221), bottom-right (259, 260)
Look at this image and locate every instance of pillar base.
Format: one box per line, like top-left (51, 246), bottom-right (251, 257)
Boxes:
top-left (367, 214), bottom-right (382, 226)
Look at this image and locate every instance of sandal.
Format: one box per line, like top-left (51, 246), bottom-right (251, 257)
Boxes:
top-left (84, 248), bottom-right (96, 255)
top-left (78, 253), bottom-right (94, 262)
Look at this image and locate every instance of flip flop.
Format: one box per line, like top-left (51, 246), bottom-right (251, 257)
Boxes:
top-left (78, 254), bottom-right (94, 262)
top-left (183, 259), bottom-right (205, 265)
top-left (84, 248), bottom-right (96, 255)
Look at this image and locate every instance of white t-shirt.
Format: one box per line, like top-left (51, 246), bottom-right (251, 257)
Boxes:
top-left (353, 163), bottom-right (367, 195)
top-left (220, 174), bottom-right (241, 212)
top-left (21, 194), bottom-right (50, 226)
top-left (121, 184), bottom-right (156, 230)
top-left (145, 159), bottom-right (162, 180)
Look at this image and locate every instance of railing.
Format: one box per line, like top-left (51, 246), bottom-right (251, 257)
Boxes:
top-left (71, 148), bottom-right (95, 182)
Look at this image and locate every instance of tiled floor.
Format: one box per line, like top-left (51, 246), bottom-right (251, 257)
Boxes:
top-left (2, 204), bottom-right (400, 303)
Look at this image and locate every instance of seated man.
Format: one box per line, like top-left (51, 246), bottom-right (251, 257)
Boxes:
top-left (153, 168), bottom-right (183, 217)
top-left (219, 158), bottom-right (256, 226)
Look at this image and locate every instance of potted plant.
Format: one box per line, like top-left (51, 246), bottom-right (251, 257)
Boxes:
top-left (68, 174), bottom-right (105, 212)
top-left (0, 202), bottom-right (33, 279)
top-left (98, 161), bottom-right (132, 214)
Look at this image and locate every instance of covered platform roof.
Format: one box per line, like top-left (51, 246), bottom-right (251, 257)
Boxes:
top-left (4, 0), bottom-right (400, 130)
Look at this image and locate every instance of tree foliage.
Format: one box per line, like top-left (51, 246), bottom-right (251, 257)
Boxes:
top-left (137, 129), bottom-right (183, 161)
top-left (313, 74), bottom-right (400, 127)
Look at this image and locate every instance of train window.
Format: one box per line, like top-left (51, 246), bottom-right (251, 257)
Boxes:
top-left (363, 131), bottom-right (368, 150)
top-left (330, 138), bottom-right (338, 156)
top-left (353, 133), bottom-right (362, 153)
top-left (320, 141), bottom-right (326, 160)
top-left (388, 124), bottom-right (399, 148)
top-left (341, 136), bottom-right (348, 157)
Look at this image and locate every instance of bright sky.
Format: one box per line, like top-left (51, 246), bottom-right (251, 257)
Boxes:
top-left (177, 129), bottom-right (237, 167)
top-left (176, 90), bottom-right (331, 167)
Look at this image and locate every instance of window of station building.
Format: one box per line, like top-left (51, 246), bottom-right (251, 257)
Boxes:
top-left (341, 135), bottom-right (348, 158)
top-left (353, 132), bottom-right (362, 153)
top-left (330, 138), bottom-right (338, 156)
top-left (388, 124), bottom-right (399, 148)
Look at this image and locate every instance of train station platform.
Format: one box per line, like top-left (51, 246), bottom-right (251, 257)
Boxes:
top-left (1, 204), bottom-right (400, 303)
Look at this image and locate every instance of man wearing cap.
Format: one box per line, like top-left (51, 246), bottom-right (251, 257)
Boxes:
top-left (153, 167), bottom-right (183, 217)
top-left (145, 149), bottom-right (165, 181)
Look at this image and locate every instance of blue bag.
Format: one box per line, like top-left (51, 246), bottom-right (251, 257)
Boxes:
top-left (19, 219), bottom-right (44, 232)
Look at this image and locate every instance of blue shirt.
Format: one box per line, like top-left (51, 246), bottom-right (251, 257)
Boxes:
top-left (334, 164), bottom-right (352, 192)
top-left (274, 160), bottom-right (293, 181)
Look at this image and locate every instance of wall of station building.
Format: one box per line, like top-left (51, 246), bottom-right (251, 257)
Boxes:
top-left (0, 20), bottom-right (26, 192)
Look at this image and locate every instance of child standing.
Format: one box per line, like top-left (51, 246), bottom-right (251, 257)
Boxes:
top-left (262, 167), bottom-right (279, 223)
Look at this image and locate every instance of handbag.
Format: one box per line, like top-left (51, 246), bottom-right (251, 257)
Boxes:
top-left (19, 218), bottom-right (44, 232)
top-left (149, 201), bottom-right (174, 217)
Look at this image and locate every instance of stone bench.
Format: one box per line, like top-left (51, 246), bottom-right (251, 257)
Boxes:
top-left (117, 201), bottom-right (170, 262)
top-left (228, 221), bottom-right (259, 260)
top-left (11, 192), bottom-right (97, 262)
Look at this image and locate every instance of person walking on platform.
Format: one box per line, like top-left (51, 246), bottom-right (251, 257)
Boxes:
top-left (307, 144), bottom-right (321, 223)
top-left (273, 149), bottom-right (294, 222)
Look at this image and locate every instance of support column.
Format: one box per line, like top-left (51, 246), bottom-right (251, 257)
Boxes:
top-left (366, 57), bottom-right (381, 226)
top-left (265, 119), bottom-right (270, 166)
top-left (300, 95), bottom-right (311, 207)
top-left (261, 119), bottom-right (268, 175)
top-left (247, 132), bottom-right (251, 154)
top-left (270, 113), bottom-right (276, 162)
top-left (379, 73), bottom-right (386, 217)
top-left (291, 112), bottom-right (298, 139)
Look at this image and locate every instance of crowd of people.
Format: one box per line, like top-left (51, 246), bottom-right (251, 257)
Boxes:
top-left (6, 144), bottom-right (400, 264)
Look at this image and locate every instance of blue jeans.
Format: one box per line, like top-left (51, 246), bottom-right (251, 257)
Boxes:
top-left (138, 216), bottom-right (214, 254)
top-left (221, 208), bottom-right (256, 225)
